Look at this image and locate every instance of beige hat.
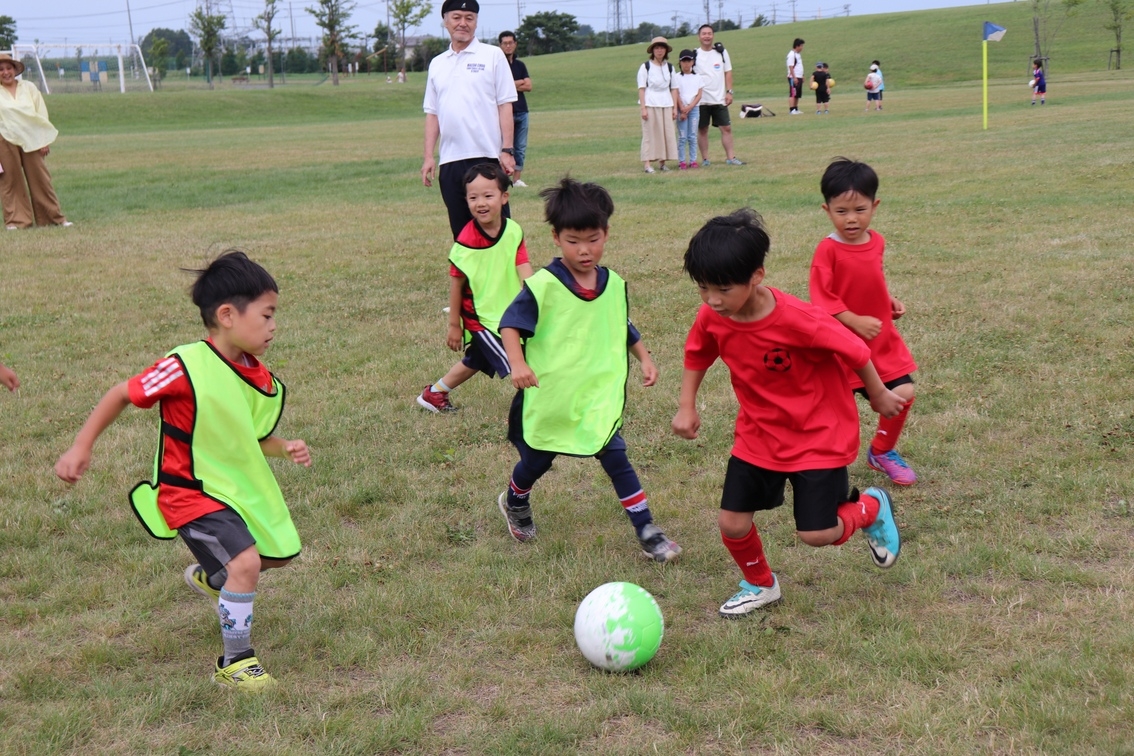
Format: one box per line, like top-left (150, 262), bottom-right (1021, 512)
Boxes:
top-left (647, 36), bottom-right (672, 55)
top-left (0, 53), bottom-right (26, 76)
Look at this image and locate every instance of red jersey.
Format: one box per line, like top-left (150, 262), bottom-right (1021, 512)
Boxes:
top-left (449, 218), bottom-right (529, 332)
top-left (809, 230), bottom-right (917, 388)
top-left (127, 340), bottom-right (274, 529)
top-left (683, 288), bottom-right (872, 472)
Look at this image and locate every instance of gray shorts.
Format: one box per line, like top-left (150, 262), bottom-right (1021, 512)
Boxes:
top-left (179, 507), bottom-right (256, 581)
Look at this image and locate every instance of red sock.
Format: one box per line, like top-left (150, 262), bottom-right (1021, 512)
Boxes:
top-left (832, 492), bottom-right (881, 545)
top-left (721, 525), bottom-right (775, 587)
top-left (871, 396), bottom-right (913, 454)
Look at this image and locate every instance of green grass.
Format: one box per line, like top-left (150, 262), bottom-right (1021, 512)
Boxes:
top-left (2, 6), bottom-right (1134, 752)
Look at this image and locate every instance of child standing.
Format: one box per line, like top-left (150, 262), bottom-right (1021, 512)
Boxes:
top-left (675, 49), bottom-right (703, 170)
top-left (810, 158), bottom-right (918, 486)
top-left (672, 209), bottom-right (905, 617)
top-left (871, 59), bottom-right (884, 108)
top-left (1031, 59), bottom-right (1046, 105)
top-left (417, 163), bottom-right (534, 413)
top-left (497, 178), bottom-right (681, 563)
top-left (865, 64), bottom-right (882, 112)
top-left (55, 251), bottom-right (311, 691)
top-left (810, 62), bottom-right (831, 114)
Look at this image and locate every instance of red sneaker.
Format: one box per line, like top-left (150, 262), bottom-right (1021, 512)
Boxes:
top-left (416, 385), bottom-right (458, 413)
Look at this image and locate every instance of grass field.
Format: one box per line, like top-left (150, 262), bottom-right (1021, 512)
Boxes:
top-left (2, 2), bottom-right (1134, 752)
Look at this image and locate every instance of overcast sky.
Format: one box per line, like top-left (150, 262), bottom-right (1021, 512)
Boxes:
top-left (11, 0), bottom-right (982, 51)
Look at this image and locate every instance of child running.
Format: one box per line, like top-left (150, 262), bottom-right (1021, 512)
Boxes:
top-left (675, 49), bottom-right (703, 170)
top-left (55, 251), bottom-right (311, 691)
top-left (1031, 59), bottom-right (1046, 105)
top-left (810, 158), bottom-right (919, 486)
top-left (497, 177), bottom-right (681, 563)
top-left (672, 209), bottom-right (904, 617)
top-left (418, 163), bottom-right (533, 412)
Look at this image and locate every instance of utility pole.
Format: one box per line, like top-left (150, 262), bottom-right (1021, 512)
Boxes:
top-left (516, 0), bottom-right (523, 28)
top-left (704, 0), bottom-right (711, 25)
top-left (843, 4), bottom-right (850, 16)
top-left (790, 0), bottom-right (797, 22)
top-left (717, 0), bottom-right (724, 28)
top-left (771, 2), bottom-right (777, 24)
top-left (126, 0), bottom-right (138, 74)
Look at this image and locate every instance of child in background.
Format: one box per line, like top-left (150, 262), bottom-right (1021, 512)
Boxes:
top-left (55, 251), bottom-right (311, 691)
top-left (1031, 59), bottom-right (1046, 105)
top-left (811, 62), bottom-right (831, 114)
top-left (675, 49), bottom-right (703, 170)
top-left (673, 209), bottom-right (904, 617)
top-left (871, 59), bottom-right (884, 107)
top-left (865, 64), bottom-right (882, 112)
top-left (810, 158), bottom-right (919, 486)
top-left (417, 163), bottom-right (534, 413)
top-left (497, 177), bottom-right (681, 563)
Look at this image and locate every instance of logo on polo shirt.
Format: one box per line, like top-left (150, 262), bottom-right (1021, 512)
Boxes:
top-left (466, 62), bottom-right (485, 72)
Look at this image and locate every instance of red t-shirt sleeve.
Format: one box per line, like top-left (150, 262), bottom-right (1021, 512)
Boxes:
top-left (683, 306), bottom-right (721, 370)
top-left (127, 355), bottom-right (191, 409)
top-left (808, 240), bottom-right (848, 315)
top-left (515, 238), bottom-right (529, 267)
top-left (450, 263), bottom-right (464, 278)
top-left (811, 312), bottom-right (872, 372)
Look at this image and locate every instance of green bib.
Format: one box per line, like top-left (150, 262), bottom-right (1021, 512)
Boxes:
top-left (448, 219), bottom-right (525, 338)
top-left (129, 341), bottom-right (301, 560)
top-left (520, 268), bottom-right (629, 455)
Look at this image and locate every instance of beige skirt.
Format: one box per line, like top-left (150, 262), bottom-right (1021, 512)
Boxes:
top-left (640, 107), bottom-right (678, 162)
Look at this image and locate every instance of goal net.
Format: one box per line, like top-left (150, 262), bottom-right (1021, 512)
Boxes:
top-left (5, 43), bottom-right (153, 94)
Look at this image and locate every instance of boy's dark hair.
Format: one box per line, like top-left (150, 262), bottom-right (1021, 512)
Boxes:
top-left (539, 177), bottom-right (615, 233)
top-left (820, 157), bottom-right (879, 202)
top-left (793, 38), bottom-right (805, 48)
top-left (463, 161), bottom-right (511, 192)
top-left (871, 59), bottom-right (881, 67)
top-left (683, 208), bottom-right (770, 286)
top-left (1033, 58), bottom-right (1043, 68)
top-left (498, 30), bottom-right (515, 42)
top-left (188, 250), bottom-right (278, 329)
top-left (698, 23), bottom-right (713, 32)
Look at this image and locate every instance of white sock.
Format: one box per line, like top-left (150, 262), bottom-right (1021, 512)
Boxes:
top-left (432, 379), bottom-right (452, 393)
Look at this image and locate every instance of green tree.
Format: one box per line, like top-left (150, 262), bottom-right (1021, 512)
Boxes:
top-left (220, 45), bottom-right (240, 76)
top-left (372, 21), bottom-right (400, 73)
top-left (307, 0), bottom-right (357, 85)
top-left (1029, 0), bottom-right (1084, 62)
top-left (189, 8), bottom-right (227, 87)
top-left (1103, 0), bottom-right (1132, 68)
top-left (750, 15), bottom-right (769, 27)
top-left (516, 11), bottom-right (580, 56)
top-left (148, 36), bottom-right (169, 86)
top-left (140, 28), bottom-right (193, 61)
top-left (410, 35), bottom-right (448, 71)
top-left (254, 0), bottom-right (282, 87)
top-left (714, 19), bottom-right (740, 31)
top-left (0, 15), bottom-right (18, 49)
top-left (391, 0), bottom-right (432, 69)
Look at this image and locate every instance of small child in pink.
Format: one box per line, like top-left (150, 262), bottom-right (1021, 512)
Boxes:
top-left (810, 158), bottom-right (918, 485)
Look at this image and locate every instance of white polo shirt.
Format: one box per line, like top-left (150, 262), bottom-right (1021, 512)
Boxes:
top-left (786, 48), bottom-right (803, 78)
top-left (695, 47), bottom-right (731, 106)
top-left (424, 37), bottom-right (518, 165)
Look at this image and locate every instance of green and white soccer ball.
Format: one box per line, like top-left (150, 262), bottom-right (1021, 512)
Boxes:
top-left (574, 582), bottom-right (664, 672)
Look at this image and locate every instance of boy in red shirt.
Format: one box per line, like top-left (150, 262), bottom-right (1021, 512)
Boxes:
top-left (672, 209), bottom-right (905, 618)
top-left (810, 158), bottom-right (918, 485)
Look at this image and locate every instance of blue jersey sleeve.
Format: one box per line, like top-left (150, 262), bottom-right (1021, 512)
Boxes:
top-left (500, 285), bottom-right (539, 338)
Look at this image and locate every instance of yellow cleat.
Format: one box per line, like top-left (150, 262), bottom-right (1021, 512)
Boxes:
top-left (214, 654), bottom-right (277, 692)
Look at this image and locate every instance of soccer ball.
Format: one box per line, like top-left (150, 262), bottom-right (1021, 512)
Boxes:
top-left (864, 78), bottom-right (875, 90)
top-left (828, 78), bottom-right (836, 88)
top-left (1028, 78), bottom-right (1037, 88)
top-left (574, 582), bottom-right (664, 672)
top-left (810, 80), bottom-right (819, 90)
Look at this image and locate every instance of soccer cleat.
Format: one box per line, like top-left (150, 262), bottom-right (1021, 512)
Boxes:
top-left (214, 652), bottom-right (276, 692)
top-left (867, 448), bottom-right (917, 486)
top-left (498, 491), bottom-right (536, 542)
top-left (861, 487), bottom-right (900, 568)
top-left (184, 563), bottom-right (221, 601)
top-left (638, 523), bottom-right (682, 563)
top-left (725, 157), bottom-right (745, 166)
top-left (416, 385), bottom-right (458, 413)
top-left (512, 179), bottom-right (528, 187)
top-left (719, 575), bottom-right (782, 618)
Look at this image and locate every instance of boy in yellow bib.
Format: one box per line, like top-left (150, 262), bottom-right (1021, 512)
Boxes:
top-left (55, 251), bottom-right (310, 692)
top-left (497, 178), bottom-right (681, 562)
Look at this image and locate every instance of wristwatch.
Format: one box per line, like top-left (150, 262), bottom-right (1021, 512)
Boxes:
top-left (726, 89), bottom-right (733, 94)
top-left (500, 148), bottom-right (515, 156)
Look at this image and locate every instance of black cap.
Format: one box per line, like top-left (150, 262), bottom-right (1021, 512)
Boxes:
top-left (442, 0), bottom-right (479, 13)
top-left (679, 49), bottom-right (695, 61)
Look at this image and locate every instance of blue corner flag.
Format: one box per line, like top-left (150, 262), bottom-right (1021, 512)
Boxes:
top-left (983, 22), bottom-right (1007, 42)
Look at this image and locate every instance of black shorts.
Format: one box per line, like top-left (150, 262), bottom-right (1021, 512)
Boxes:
top-left (461, 330), bottom-right (511, 378)
top-left (867, 91), bottom-right (881, 101)
top-left (178, 507), bottom-right (256, 580)
top-left (854, 373), bottom-right (913, 399)
top-left (788, 76), bottom-right (802, 97)
top-left (698, 103), bottom-right (731, 128)
top-left (720, 456), bottom-right (850, 532)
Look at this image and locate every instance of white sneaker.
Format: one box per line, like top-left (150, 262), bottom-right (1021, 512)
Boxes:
top-left (512, 179), bottom-right (528, 188)
top-left (719, 575), bottom-right (782, 617)
top-left (5, 226), bottom-right (17, 231)
top-left (61, 221), bottom-right (74, 227)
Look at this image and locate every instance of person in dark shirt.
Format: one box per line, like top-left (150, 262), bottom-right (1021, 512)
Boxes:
top-left (498, 31), bottom-right (532, 187)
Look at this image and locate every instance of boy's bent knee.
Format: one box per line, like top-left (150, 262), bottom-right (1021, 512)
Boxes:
top-left (718, 510), bottom-right (754, 539)
top-left (796, 529), bottom-right (836, 547)
top-left (226, 546), bottom-right (262, 583)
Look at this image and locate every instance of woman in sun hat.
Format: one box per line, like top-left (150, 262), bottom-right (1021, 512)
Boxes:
top-left (0, 53), bottom-right (70, 229)
top-left (636, 37), bottom-right (679, 173)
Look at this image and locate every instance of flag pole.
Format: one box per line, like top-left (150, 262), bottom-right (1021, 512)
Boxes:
top-left (983, 39), bottom-right (989, 130)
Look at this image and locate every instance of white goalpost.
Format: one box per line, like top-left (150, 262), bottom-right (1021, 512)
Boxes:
top-left (6, 43), bottom-right (154, 94)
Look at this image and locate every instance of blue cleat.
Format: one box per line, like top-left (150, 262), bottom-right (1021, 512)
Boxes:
top-left (861, 487), bottom-right (900, 568)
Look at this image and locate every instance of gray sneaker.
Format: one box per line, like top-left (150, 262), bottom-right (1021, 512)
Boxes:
top-left (725, 157), bottom-right (746, 166)
top-left (497, 491), bottom-right (536, 542)
top-left (719, 575), bottom-right (782, 618)
top-left (638, 523), bottom-right (682, 563)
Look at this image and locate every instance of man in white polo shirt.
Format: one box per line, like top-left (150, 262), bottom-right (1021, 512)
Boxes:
top-left (422, 0), bottom-right (518, 239)
top-left (695, 24), bottom-right (743, 167)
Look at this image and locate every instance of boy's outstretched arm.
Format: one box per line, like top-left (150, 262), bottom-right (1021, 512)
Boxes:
top-left (447, 275), bottom-right (465, 352)
top-left (672, 368), bottom-right (707, 439)
top-left (0, 362), bottom-right (19, 391)
top-left (259, 436), bottom-right (312, 467)
top-left (855, 360), bottom-right (906, 418)
top-left (834, 310), bottom-right (882, 340)
top-left (629, 341), bottom-right (658, 387)
top-left (55, 382), bottom-right (132, 483)
top-left (502, 327), bottom-right (538, 389)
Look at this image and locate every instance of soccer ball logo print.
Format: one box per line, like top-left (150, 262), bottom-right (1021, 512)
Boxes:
top-left (764, 348), bottom-right (792, 372)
